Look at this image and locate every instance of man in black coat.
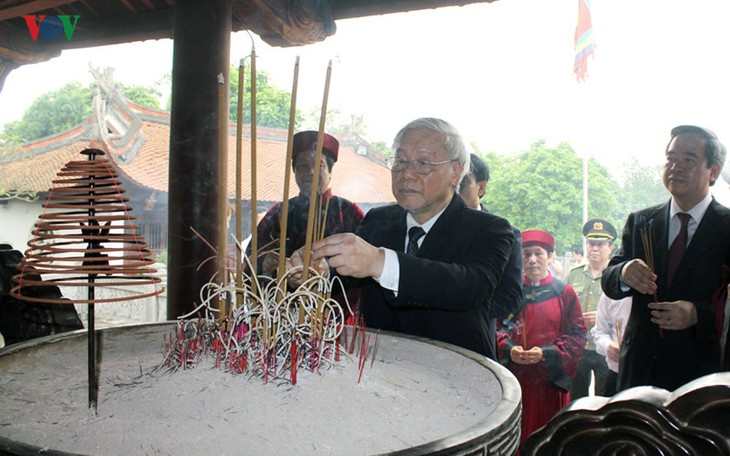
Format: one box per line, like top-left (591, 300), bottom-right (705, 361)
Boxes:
top-left (292, 118), bottom-right (513, 358)
top-left (601, 125), bottom-right (730, 392)
top-left (459, 152), bottom-right (524, 360)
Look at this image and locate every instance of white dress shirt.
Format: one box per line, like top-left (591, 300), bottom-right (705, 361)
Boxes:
top-left (668, 192), bottom-right (712, 247)
top-left (591, 294), bottom-right (632, 373)
top-left (374, 207), bottom-right (447, 293)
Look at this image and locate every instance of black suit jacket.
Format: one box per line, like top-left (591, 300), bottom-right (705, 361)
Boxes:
top-left (355, 194), bottom-right (514, 359)
top-left (481, 205), bottom-right (524, 360)
top-left (602, 198), bottom-right (730, 391)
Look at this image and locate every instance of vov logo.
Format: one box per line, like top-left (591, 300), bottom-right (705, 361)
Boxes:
top-left (24, 15), bottom-right (80, 41)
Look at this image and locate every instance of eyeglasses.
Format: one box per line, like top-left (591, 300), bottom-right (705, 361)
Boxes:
top-left (386, 157), bottom-right (454, 175)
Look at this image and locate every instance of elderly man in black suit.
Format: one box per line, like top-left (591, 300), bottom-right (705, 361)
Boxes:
top-left (291, 118), bottom-right (514, 359)
top-left (602, 125), bottom-right (730, 392)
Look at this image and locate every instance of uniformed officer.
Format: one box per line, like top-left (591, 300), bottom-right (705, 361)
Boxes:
top-left (566, 218), bottom-right (617, 399)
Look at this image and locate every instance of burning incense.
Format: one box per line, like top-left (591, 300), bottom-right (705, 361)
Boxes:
top-left (250, 46), bottom-right (258, 285)
top-left (518, 320), bottom-right (527, 349)
top-left (638, 216), bottom-right (662, 336)
top-left (639, 223), bottom-right (655, 276)
top-left (217, 72), bottom-right (229, 321)
top-left (319, 194), bottom-right (332, 241)
top-left (615, 321), bottom-right (622, 349)
top-left (276, 56), bottom-right (300, 285)
top-left (235, 59), bottom-right (245, 293)
top-left (301, 61), bottom-right (332, 282)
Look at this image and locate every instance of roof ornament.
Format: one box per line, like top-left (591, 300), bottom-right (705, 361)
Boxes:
top-left (88, 65), bottom-right (145, 163)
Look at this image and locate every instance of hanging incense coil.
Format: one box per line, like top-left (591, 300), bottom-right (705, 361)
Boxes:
top-left (11, 148), bottom-right (163, 304)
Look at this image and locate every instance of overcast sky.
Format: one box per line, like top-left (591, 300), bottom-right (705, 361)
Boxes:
top-left (2, 0), bottom-right (730, 198)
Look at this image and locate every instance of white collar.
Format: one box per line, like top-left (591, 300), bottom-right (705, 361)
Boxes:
top-left (670, 192), bottom-right (712, 222)
top-left (406, 205), bottom-right (448, 234)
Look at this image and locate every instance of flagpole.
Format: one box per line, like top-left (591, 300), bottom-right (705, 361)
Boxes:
top-left (574, 0), bottom-right (594, 228)
top-left (582, 82), bottom-right (588, 226)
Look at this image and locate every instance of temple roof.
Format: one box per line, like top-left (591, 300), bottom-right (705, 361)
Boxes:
top-left (0, 69), bottom-right (396, 205)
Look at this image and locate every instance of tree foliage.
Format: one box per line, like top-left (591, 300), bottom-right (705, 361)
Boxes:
top-left (1, 81), bottom-right (162, 146)
top-left (615, 158), bottom-right (668, 224)
top-left (484, 140), bottom-right (621, 255)
top-left (2, 81), bottom-right (93, 144)
top-left (1, 66), bottom-right (295, 146)
top-left (229, 64), bottom-right (294, 130)
top-left (123, 84), bottom-right (162, 110)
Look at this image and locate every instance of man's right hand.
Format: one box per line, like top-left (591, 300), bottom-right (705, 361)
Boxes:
top-left (621, 259), bottom-right (657, 295)
top-left (311, 233), bottom-right (385, 279)
top-left (262, 252), bottom-right (278, 275)
top-left (287, 248), bottom-right (329, 287)
top-left (607, 342), bottom-right (620, 363)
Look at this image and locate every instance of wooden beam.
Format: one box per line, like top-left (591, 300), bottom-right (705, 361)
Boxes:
top-left (0, 0), bottom-right (78, 21)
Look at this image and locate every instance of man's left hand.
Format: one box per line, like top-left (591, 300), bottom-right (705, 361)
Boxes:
top-left (648, 300), bottom-right (697, 330)
top-left (582, 311), bottom-right (596, 326)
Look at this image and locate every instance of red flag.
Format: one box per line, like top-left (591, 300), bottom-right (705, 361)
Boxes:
top-left (574, 0), bottom-right (595, 82)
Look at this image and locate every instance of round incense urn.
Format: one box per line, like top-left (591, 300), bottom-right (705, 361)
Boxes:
top-left (0, 322), bottom-right (521, 455)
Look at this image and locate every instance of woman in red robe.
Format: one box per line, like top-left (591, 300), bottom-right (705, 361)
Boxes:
top-left (497, 229), bottom-right (586, 449)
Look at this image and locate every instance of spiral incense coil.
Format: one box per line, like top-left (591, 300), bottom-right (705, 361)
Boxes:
top-left (11, 148), bottom-right (164, 305)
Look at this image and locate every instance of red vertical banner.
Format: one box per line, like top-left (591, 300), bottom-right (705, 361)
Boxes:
top-left (574, 0), bottom-right (595, 82)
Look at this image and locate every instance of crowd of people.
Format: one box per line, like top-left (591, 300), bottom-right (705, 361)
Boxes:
top-left (261, 119), bottom-right (730, 450)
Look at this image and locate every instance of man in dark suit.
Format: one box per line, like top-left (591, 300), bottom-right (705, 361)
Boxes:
top-left (292, 118), bottom-right (514, 359)
top-left (459, 153), bottom-right (524, 360)
top-left (602, 125), bottom-right (730, 392)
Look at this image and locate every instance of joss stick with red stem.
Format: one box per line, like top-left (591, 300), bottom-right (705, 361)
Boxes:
top-left (358, 334), bottom-right (370, 384)
top-left (290, 337), bottom-right (298, 384)
top-left (370, 332), bottom-right (380, 368)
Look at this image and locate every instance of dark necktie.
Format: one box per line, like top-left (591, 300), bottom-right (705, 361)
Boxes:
top-left (407, 226), bottom-right (426, 255)
top-left (667, 212), bottom-right (691, 285)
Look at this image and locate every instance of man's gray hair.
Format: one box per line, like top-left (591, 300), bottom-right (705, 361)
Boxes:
top-left (392, 117), bottom-right (470, 182)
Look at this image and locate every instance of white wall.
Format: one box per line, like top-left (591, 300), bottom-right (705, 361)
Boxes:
top-left (0, 200), bottom-right (42, 251)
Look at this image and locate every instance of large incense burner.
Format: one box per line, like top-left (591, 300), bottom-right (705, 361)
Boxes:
top-left (0, 322), bottom-right (521, 455)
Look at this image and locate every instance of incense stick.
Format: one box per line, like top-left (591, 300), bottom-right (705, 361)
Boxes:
top-left (217, 72), bottom-right (229, 321)
top-left (302, 61), bottom-right (332, 282)
top-left (235, 58), bottom-right (245, 299)
top-left (250, 46), bottom-right (258, 289)
top-left (276, 56), bottom-right (300, 287)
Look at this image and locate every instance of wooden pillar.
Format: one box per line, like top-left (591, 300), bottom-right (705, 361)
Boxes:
top-left (167, 0), bottom-right (231, 318)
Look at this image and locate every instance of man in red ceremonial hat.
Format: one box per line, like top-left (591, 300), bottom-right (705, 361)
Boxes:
top-left (496, 229), bottom-right (586, 448)
top-left (252, 130), bottom-right (364, 277)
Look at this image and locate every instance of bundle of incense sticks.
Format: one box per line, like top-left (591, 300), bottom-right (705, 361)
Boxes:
top-left (637, 216), bottom-right (662, 337)
top-left (518, 320), bottom-right (527, 349)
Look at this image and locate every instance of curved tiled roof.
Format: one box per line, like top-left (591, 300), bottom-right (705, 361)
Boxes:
top-left (0, 104), bottom-right (396, 205)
